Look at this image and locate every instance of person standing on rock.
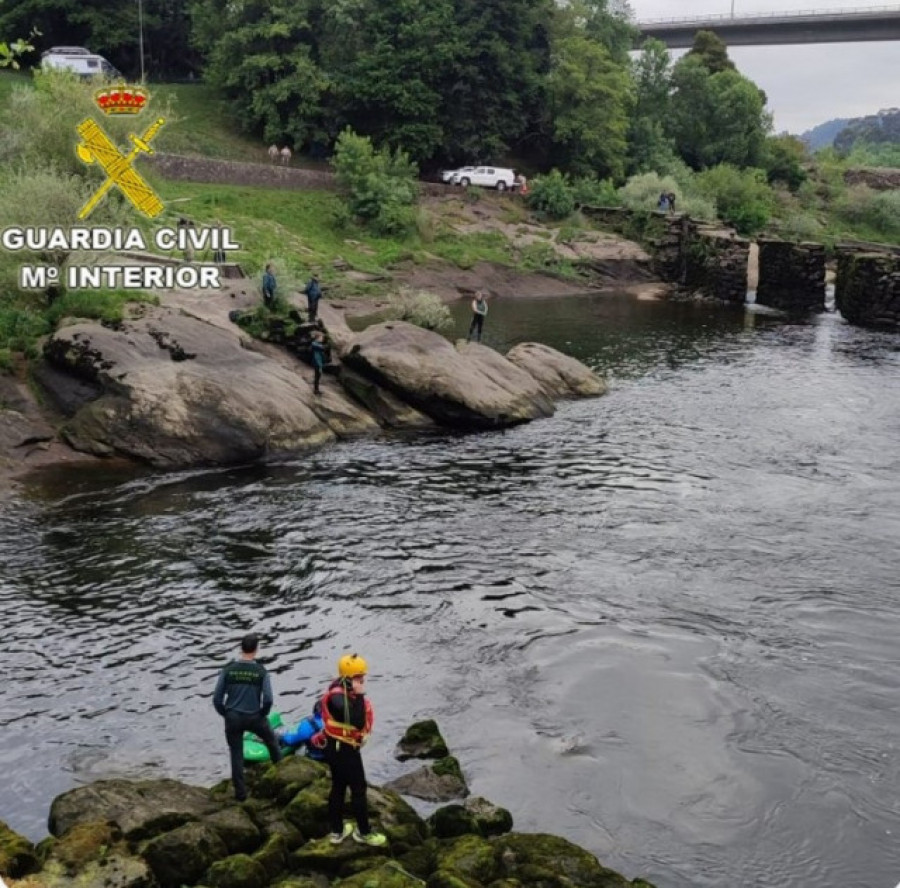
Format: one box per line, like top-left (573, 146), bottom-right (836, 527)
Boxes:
top-left (467, 291), bottom-right (488, 343)
top-left (213, 633), bottom-right (282, 803)
top-left (262, 263), bottom-right (277, 308)
top-left (311, 330), bottom-right (326, 395)
top-left (319, 653), bottom-right (387, 846)
top-left (304, 274), bottom-right (322, 322)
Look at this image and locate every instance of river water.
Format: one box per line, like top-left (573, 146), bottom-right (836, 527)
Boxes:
top-left (3, 291), bottom-right (900, 888)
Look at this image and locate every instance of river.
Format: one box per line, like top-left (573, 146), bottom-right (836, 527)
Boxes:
top-left (2, 291), bottom-right (900, 888)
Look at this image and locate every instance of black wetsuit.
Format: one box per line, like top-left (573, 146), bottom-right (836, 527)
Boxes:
top-left (324, 679), bottom-right (371, 833)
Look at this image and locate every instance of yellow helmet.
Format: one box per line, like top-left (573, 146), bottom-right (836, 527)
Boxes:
top-left (338, 653), bottom-right (368, 678)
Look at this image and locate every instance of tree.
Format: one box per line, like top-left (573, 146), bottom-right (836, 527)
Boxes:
top-left (685, 30), bottom-right (734, 73)
top-left (628, 38), bottom-right (676, 173)
top-left (191, 0), bottom-right (326, 148)
top-left (546, 33), bottom-right (631, 178)
top-left (668, 55), bottom-right (770, 169)
top-left (762, 134), bottom-right (807, 191)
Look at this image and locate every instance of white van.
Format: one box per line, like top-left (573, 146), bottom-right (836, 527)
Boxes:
top-left (452, 166), bottom-right (516, 191)
top-left (41, 47), bottom-right (121, 79)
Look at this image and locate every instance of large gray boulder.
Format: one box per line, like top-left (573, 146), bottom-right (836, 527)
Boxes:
top-left (342, 322), bottom-right (554, 429)
top-left (506, 342), bottom-right (607, 398)
top-left (38, 309), bottom-right (375, 467)
top-left (48, 778), bottom-right (219, 841)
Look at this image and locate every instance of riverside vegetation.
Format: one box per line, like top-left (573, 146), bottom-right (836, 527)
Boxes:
top-left (2, 19), bottom-right (900, 367)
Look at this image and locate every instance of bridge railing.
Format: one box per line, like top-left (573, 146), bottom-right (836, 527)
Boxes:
top-left (639, 5), bottom-right (900, 25)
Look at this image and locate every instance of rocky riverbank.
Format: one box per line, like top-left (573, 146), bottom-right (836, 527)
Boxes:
top-left (0, 720), bottom-right (656, 888)
top-left (0, 251), bottom-right (620, 492)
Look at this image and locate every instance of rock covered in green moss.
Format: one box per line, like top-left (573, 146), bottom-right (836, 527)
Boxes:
top-left (204, 851), bottom-right (268, 888)
top-left (0, 819), bottom-right (38, 878)
top-left (142, 822), bottom-right (228, 888)
top-left (36, 820), bottom-right (121, 874)
top-left (395, 720), bottom-right (450, 761)
top-left (463, 799), bottom-right (512, 838)
top-left (428, 806), bottom-right (480, 840)
top-left (334, 860), bottom-right (426, 886)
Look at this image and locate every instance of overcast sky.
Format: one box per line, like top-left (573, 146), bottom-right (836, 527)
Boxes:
top-left (629, 0), bottom-right (900, 134)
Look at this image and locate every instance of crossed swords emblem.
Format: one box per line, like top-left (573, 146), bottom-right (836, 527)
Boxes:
top-left (75, 115), bottom-right (166, 219)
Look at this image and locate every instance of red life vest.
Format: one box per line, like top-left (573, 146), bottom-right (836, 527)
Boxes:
top-left (320, 683), bottom-right (373, 748)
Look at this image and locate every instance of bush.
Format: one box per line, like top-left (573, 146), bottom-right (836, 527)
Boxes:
top-left (332, 128), bottom-right (419, 235)
top-left (383, 287), bottom-right (451, 331)
top-left (694, 164), bottom-right (775, 235)
top-left (618, 171), bottom-right (680, 212)
top-left (571, 175), bottom-right (620, 208)
top-left (834, 186), bottom-right (900, 237)
top-left (526, 170), bottom-right (575, 220)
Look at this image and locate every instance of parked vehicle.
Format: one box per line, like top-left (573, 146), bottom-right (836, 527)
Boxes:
top-left (441, 165), bottom-right (476, 184)
top-left (41, 47), bottom-right (121, 79)
top-left (452, 166), bottom-right (516, 191)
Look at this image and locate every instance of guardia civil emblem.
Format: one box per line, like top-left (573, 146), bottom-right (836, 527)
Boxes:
top-left (75, 84), bottom-right (166, 220)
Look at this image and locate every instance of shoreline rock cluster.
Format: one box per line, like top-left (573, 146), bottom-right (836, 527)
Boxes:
top-left (0, 720), bottom-right (657, 888)
top-left (20, 301), bottom-right (606, 471)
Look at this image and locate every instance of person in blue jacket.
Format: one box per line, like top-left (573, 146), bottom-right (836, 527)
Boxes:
top-left (280, 701), bottom-right (326, 760)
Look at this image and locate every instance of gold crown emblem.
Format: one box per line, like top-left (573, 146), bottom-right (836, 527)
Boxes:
top-left (94, 84), bottom-right (148, 115)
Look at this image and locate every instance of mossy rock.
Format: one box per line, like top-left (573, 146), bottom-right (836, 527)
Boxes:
top-left (142, 821), bottom-right (228, 888)
top-left (485, 881), bottom-right (523, 888)
top-left (33, 853), bottom-right (155, 888)
top-left (202, 806), bottom-right (263, 854)
top-left (463, 800), bottom-right (512, 838)
top-left (243, 803), bottom-right (304, 851)
top-left (395, 721), bottom-right (450, 761)
top-left (428, 806), bottom-right (480, 840)
top-left (366, 787), bottom-right (429, 851)
top-left (490, 834), bottom-right (643, 888)
top-left (335, 861), bottom-right (427, 887)
top-left (257, 757), bottom-right (329, 805)
top-left (272, 878), bottom-right (329, 888)
top-left (251, 833), bottom-right (289, 882)
top-left (283, 783), bottom-right (332, 839)
top-left (397, 837), bottom-right (439, 880)
top-left (425, 870), bottom-right (484, 888)
top-left (431, 758), bottom-right (464, 782)
top-left (290, 835), bottom-right (388, 876)
top-left (434, 835), bottom-right (497, 885)
top-left (0, 819), bottom-right (38, 878)
top-left (39, 821), bottom-right (121, 873)
top-left (203, 852), bottom-right (268, 888)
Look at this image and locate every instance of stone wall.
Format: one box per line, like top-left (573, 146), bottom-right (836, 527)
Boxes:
top-left (756, 238), bottom-right (826, 312)
top-left (835, 248), bottom-right (900, 329)
top-left (582, 207), bottom-right (749, 302)
top-left (146, 153), bottom-right (455, 197)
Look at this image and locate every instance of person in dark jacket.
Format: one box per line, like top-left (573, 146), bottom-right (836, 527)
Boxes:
top-left (321, 653), bottom-right (386, 846)
top-left (311, 331), bottom-right (326, 395)
top-left (304, 274), bottom-right (322, 322)
top-left (213, 633), bottom-right (281, 802)
top-left (262, 264), bottom-right (276, 308)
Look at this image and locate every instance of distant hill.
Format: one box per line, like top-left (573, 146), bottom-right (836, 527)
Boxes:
top-left (801, 108), bottom-right (900, 152)
top-left (800, 118), bottom-right (851, 151)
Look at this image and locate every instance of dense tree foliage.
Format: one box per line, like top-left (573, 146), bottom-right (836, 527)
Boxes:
top-left (4, 0), bottom-right (780, 185)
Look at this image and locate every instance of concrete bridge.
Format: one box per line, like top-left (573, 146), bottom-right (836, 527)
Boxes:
top-left (637, 5), bottom-right (900, 48)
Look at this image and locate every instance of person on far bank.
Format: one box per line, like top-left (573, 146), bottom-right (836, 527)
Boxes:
top-left (311, 330), bottom-right (326, 396)
top-left (320, 653), bottom-right (387, 846)
top-left (467, 291), bottom-right (488, 342)
top-left (304, 274), bottom-right (322, 322)
top-left (262, 263), bottom-right (276, 308)
top-left (213, 633), bottom-right (282, 802)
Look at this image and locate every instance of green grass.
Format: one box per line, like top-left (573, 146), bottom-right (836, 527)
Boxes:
top-left (149, 83), bottom-right (270, 162)
top-left (151, 180), bottom-right (529, 292)
top-left (0, 68), bottom-right (31, 106)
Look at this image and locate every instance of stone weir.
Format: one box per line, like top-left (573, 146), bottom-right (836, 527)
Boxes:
top-left (29, 301), bottom-right (607, 470)
top-left (756, 239), bottom-right (826, 313)
top-left (0, 719), bottom-right (657, 888)
top-left (581, 208), bottom-right (749, 303)
top-left (835, 245), bottom-right (900, 329)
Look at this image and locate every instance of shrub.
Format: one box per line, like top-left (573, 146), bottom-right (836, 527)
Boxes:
top-left (694, 164), bottom-right (775, 235)
top-left (526, 169), bottom-right (575, 220)
top-left (618, 171), bottom-right (680, 212)
top-left (834, 186), bottom-right (900, 237)
top-left (571, 175), bottom-right (620, 208)
top-left (383, 287), bottom-right (451, 331)
top-left (332, 128), bottom-right (419, 235)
